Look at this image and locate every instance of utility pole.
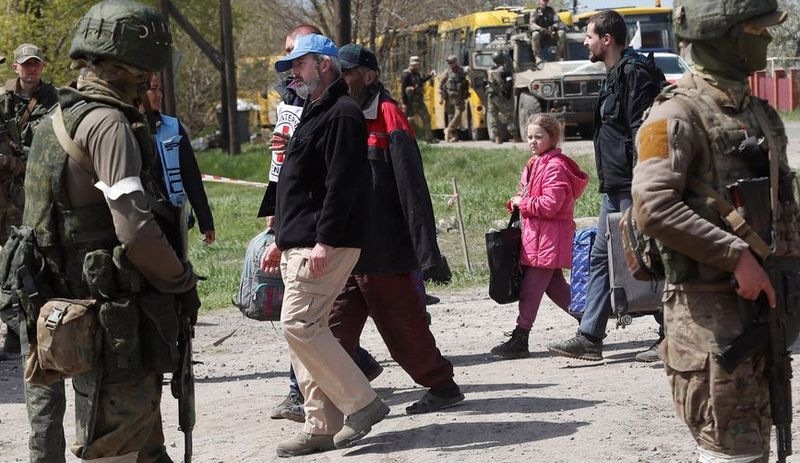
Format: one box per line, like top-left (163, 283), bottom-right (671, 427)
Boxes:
top-left (220, 0), bottom-right (240, 155)
top-left (333, 0), bottom-right (352, 46)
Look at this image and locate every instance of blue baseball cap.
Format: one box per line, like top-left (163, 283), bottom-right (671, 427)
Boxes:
top-left (274, 34), bottom-right (338, 73)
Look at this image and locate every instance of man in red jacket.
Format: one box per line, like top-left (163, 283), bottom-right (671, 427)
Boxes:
top-left (334, 44), bottom-right (464, 415)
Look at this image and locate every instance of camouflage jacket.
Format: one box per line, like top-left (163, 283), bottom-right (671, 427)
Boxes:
top-left (632, 73), bottom-right (791, 285)
top-left (1, 78), bottom-right (59, 153)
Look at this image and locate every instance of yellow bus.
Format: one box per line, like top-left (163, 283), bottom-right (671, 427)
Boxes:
top-left (572, 7), bottom-right (675, 52)
top-left (430, 9), bottom-right (519, 140)
top-left (377, 9), bottom-right (518, 140)
top-left (238, 55), bottom-right (278, 132)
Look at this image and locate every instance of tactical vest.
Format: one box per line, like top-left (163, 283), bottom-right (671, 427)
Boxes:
top-left (489, 67), bottom-right (513, 99)
top-left (444, 68), bottom-right (467, 97)
top-left (26, 87), bottom-right (180, 376)
top-left (654, 85), bottom-right (800, 282)
top-left (155, 114), bottom-right (187, 207)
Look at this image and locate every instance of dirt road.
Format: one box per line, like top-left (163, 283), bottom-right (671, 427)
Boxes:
top-left (2, 291), bottom-right (800, 462)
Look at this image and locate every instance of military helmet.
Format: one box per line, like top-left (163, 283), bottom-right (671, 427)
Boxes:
top-left (673, 0), bottom-right (787, 41)
top-left (491, 51), bottom-right (507, 65)
top-left (69, 0), bottom-right (172, 72)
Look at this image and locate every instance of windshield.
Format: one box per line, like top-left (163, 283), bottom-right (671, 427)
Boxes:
top-left (654, 55), bottom-right (690, 75)
top-left (626, 14), bottom-right (675, 51)
top-left (474, 26), bottom-right (512, 50)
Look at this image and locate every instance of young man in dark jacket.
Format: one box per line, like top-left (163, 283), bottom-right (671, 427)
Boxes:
top-left (332, 44), bottom-right (464, 415)
top-left (547, 10), bottom-right (663, 361)
top-left (262, 34), bottom-right (389, 457)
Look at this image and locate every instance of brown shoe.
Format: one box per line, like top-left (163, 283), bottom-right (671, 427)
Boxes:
top-left (493, 135), bottom-right (504, 144)
top-left (333, 397), bottom-right (390, 449)
top-left (276, 433), bottom-right (335, 457)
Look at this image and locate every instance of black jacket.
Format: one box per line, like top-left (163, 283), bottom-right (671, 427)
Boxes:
top-left (274, 79), bottom-right (368, 250)
top-left (353, 86), bottom-right (442, 274)
top-left (593, 48), bottom-right (661, 193)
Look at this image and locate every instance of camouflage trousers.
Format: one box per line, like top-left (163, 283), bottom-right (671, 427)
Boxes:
top-left (24, 358), bottom-right (171, 462)
top-left (445, 94), bottom-right (466, 140)
top-left (404, 96), bottom-right (433, 141)
top-left (0, 179), bottom-right (23, 244)
top-left (660, 287), bottom-right (771, 461)
top-left (488, 95), bottom-right (516, 141)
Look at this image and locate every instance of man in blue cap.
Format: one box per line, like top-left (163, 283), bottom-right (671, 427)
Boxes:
top-left (262, 33), bottom-right (389, 457)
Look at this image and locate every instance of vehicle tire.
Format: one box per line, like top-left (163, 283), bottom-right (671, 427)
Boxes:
top-left (517, 92), bottom-right (542, 140)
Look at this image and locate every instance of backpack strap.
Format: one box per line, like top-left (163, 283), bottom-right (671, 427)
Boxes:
top-left (52, 104), bottom-right (95, 177)
top-left (749, 100), bottom-right (781, 223)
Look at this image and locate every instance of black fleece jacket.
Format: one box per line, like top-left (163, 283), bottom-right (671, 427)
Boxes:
top-left (274, 78), bottom-right (368, 250)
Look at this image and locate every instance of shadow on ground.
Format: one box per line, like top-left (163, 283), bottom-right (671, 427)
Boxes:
top-left (344, 419), bottom-right (590, 455)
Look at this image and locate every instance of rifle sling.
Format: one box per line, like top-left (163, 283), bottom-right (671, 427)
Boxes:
top-left (749, 101), bottom-right (781, 226)
top-left (18, 94), bottom-right (38, 132)
top-left (53, 104), bottom-right (96, 177)
top-left (685, 177), bottom-right (771, 260)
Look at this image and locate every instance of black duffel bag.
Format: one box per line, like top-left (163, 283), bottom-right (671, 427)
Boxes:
top-left (486, 208), bottom-right (522, 304)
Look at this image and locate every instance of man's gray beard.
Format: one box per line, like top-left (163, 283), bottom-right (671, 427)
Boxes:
top-left (295, 77), bottom-right (319, 100)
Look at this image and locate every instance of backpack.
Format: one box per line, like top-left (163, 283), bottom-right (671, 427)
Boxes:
top-left (569, 226), bottom-right (597, 316)
top-left (232, 229), bottom-right (284, 321)
top-left (619, 207), bottom-right (665, 281)
top-left (618, 51), bottom-right (667, 94)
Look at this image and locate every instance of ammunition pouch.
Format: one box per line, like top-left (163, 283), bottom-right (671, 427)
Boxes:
top-left (27, 298), bottom-right (100, 385)
top-left (82, 246), bottom-right (180, 377)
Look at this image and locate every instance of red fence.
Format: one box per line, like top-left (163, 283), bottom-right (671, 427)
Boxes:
top-left (749, 68), bottom-right (799, 111)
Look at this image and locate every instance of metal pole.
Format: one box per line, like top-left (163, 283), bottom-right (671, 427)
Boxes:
top-left (452, 177), bottom-right (472, 272)
top-left (220, 0), bottom-right (240, 154)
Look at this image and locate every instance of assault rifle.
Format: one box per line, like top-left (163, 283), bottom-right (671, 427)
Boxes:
top-left (715, 177), bottom-right (795, 463)
top-left (170, 202), bottom-right (196, 463)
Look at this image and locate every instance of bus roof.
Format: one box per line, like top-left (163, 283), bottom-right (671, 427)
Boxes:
top-left (438, 9), bottom-right (518, 33)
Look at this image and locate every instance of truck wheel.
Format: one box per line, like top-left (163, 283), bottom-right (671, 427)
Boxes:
top-left (517, 92), bottom-right (542, 140)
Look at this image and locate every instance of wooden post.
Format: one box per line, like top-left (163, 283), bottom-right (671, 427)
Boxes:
top-left (220, 0), bottom-right (240, 155)
top-left (333, 0), bottom-right (352, 46)
top-left (159, 0), bottom-right (177, 117)
top-left (452, 178), bottom-right (472, 272)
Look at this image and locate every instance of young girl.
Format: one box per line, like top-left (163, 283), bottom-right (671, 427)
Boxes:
top-left (491, 114), bottom-right (589, 359)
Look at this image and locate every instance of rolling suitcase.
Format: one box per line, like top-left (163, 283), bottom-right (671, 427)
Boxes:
top-left (606, 212), bottom-right (663, 327)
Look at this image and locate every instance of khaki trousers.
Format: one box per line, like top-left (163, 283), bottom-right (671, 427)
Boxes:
top-left (280, 247), bottom-right (376, 434)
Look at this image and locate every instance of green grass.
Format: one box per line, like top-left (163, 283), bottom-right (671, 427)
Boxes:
top-left (191, 142), bottom-right (600, 309)
top-left (779, 109), bottom-right (800, 121)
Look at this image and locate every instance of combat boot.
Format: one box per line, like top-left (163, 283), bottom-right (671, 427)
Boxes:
top-left (493, 134), bottom-right (503, 144)
top-left (490, 326), bottom-right (530, 359)
top-left (276, 433), bottom-right (335, 457)
top-left (0, 328), bottom-right (21, 362)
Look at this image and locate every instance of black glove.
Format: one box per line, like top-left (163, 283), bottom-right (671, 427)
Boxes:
top-left (178, 286), bottom-right (201, 326)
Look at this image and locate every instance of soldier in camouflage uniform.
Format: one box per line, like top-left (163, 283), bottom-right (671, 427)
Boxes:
top-left (530, 0), bottom-right (566, 63)
top-left (18, 1), bottom-right (199, 462)
top-left (440, 55), bottom-right (469, 143)
top-left (632, 1), bottom-right (791, 461)
top-left (0, 45), bottom-right (58, 362)
top-left (486, 52), bottom-right (518, 144)
top-left (401, 56), bottom-right (437, 143)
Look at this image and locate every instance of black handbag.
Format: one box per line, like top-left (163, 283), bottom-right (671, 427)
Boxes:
top-left (486, 208), bottom-right (522, 304)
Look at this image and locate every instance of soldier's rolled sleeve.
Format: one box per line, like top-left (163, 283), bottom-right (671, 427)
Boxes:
top-left (77, 108), bottom-right (196, 294)
top-left (632, 103), bottom-right (747, 273)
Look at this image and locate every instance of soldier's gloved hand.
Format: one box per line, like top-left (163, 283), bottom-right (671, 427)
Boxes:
top-left (178, 286), bottom-right (201, 326)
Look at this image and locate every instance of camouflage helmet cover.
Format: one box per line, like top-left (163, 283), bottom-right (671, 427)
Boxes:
top-left (673, 0), bottom-right (787, 41)
top-left (69, 0), bottom-right (172, 72)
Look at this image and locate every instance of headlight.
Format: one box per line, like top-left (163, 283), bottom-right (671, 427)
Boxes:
top-left (541, 83), bottom-right (555, 97)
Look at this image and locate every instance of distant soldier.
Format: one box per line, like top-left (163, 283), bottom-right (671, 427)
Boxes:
top-left (486, 51), bottom-right (518, 144)
top-left (439, 55), bottom-right (469, 143)
top-left (530, 0), bottom-right (566, 63)
top-left (0, 43), bottom-right (58, 363)
top-left (401, 56), bottom-right (437, 143)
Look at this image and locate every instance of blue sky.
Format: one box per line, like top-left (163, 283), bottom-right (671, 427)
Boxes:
top-left (577, 0), bottom-right (673, 9)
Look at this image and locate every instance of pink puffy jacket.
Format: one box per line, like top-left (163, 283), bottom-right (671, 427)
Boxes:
top-left (516, 148), bottom-right (589, 269)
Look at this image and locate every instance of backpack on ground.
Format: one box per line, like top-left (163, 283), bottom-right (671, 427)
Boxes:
top-left (568, 226), bottom-right (596, 317)
top-left (232, 229), bottom-right (283, 321)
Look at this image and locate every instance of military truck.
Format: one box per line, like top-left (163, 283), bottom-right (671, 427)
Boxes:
top-left (478, 12), bottom-right (605, 140)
